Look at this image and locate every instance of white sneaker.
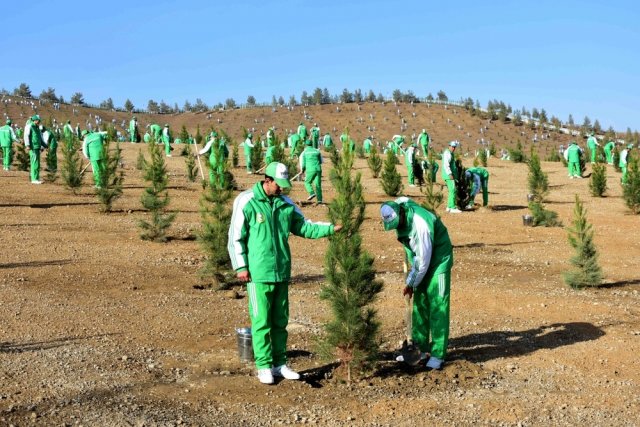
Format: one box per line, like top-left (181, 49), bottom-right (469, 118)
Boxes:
top-left (306, 194), bottom-right (316, 201)
top-left (31, 180), bottom-right (43, 185)
top-left (426, 356), bottom-right (444, 370)
top-left (575, 176), bottom-right (583, 179)
top-left (257, 368), bottom-right (274, 385)
top-left (166, 154), bottom-right (172, 157)
top-left (395, 352), bottom-right (427, 362)
top-left (409, 184), bottom-right (416, 187)
top-left (448, 208), bottom-right (462, 213)
top-left (272, 365), bottom-right (300, 380)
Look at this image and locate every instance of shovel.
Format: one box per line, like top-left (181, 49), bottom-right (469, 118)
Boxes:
top-left (400, 261), bottom-right (422, 365)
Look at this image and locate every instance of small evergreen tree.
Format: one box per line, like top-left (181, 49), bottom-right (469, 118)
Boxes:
top-left (250, 140), bottom-right (264, 173)
top-left (589, 163), bottom-right (607, 197)
top-left (381, 149), bottom-right (403, 196)
top-left (563, 195), bottom-right (603, 288)
top-left (15, 142), bottom-right (30, 171)
top-left (367, 147), bottom-right (383, 178)
top-left (198, 159), bottom-right (233, 288)
top-left (138, 140), bottom-right (176, 242)
top-left (178, 125), bottom-right (189, 145)
top-left (420, 166), bottom-right (444, 215)
top-left (508, 141), bottom-right (526, 163)
top-left (96, 141), bottom-right (124, 213)
top-left (195, 125), bottom-right (203, 146)
top-left (355, 143), bottom-right (365, 159)
top-left (185, 151), bottom-right (198, 182)
top-left (136, 149), bottom-right (145, 170)
top-left (612, 148), bottom-right (621, 172)
top-left (44, 147), bottom-right (57, 182)
top-left (527, 151), bottom-right (549, 202)
top-left (622, 154), bottom-right (640, 214)
top-left (453, 159), bottom-right (472, 209)
top-left (61, 134), bottom-right (84, 192)
top-left (320, 147), bottom-right (383, 383)
top-left (478, 147), bottom-right (488, 167)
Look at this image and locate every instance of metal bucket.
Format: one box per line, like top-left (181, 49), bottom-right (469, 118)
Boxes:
top-left (522, 214), bottom-right (534, 226)
top-left (236, 327), bottom-right (254, 362)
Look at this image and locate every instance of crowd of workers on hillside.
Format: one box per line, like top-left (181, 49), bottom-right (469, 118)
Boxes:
top-left (1, 109), bottom-right (635, 386)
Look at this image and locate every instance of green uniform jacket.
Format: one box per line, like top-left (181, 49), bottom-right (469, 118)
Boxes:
top-left (587, 136), bottom-right (598, 150)
top-left (84, 132), bottom-right (106, 160)
top-left (297, 124), bottom-right (307, 140)
top-left (418, 132), bottom-right (430, 146)
top-left (363, 138), bottom-right (372, 152)
top-left (604, 141), bottom-right (615, 151)
top-left (265, 145), bottom-right (275, 165)
top-left (150, 124), bottom-right (162, 141)
top-left (311, 127), bottom-right (320, 141)
top-left (565, 144), bottom-right (582, 163)
top-left (394, 198), bottom-right (453, 287)
top-left (466, 167), bottom-right (489, 179)
top-left (25, 122), bottom-right (43, 149)
top-left (441, 148), bottom-right (457, 179)
top-left (0, 125), bottom-right (15, 147)
top-left (299, 146), bottom-right (322, 172)
top-left (323, 134), bottom-right (333, 147)
top-left (228, 182), bottom-right (335, 283)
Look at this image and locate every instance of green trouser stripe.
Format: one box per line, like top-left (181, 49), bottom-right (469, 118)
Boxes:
top-left (605, 150), bottom-right (612, 163)
top-left (165, 141), bottom-right (171, 155)
top-left (304, 169), bottom-right (322, 202)
top-left (407, 165), bottom-right (414, 184)
top-left (445, 178), bottom-right (456, 209)
top-left (91, 159), bottom-right (104, 186)
top-left (590, 150), bottom-right (596, 163)
top-left (245, 150), bottom-right (252, 171)
top-left (247, 282), bottom-right (289, 369)
top-left (30, 149), bottom-right (40, 181)
top-left (412, 269), bottom-right (450, 359)
top-left (2, 146), bottom-right (11, 169)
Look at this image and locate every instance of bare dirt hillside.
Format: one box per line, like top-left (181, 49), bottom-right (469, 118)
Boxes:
top-left (1, 139), bottom-right (639, 426)
top-left (2, 96), bottom-right (576, 158)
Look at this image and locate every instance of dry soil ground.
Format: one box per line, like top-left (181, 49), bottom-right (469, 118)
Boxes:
top-left (1, 103), bottom-right (639, 426)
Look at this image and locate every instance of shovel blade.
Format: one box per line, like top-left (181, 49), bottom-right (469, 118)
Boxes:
top-left (400, 341), bottom-right (422, 366)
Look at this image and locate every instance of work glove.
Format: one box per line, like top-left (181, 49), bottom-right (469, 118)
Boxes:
top-left (402, 286), bottom-right (413, 298)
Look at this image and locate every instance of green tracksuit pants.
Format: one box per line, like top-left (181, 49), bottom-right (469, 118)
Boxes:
top-left (412, 269), bottom-right (451, 360)
top-left (589, 148), bottom-right (597, 163)
top-left (2, 145), bottom-right (11, 170)
top-left (91, 159), bottom-right (106, 187)
top-left (445, 178), bottom-right (457, 209)
top-left (621, 166), bottom-right (628, 184)
top-left (304, 169), bottom-right (323, 202)
top-left (472, 177), bottom-right (489, 206)
top-left (568, 161), bottom-right (580, 177)
top-left (247, 281), bottom-right (289, 370)
top-left (164, 141), bottom-right (171, 156)
top-left (29, 149), bottom-right (41, 181)
top-left (407, 164), bottom-right (414, 185)
top-left (420, 143), bottom-right (429, 158)
top-left (245, 149), bottom-right (252, 172)
top-left (604, 148), bottom-right (613, 164)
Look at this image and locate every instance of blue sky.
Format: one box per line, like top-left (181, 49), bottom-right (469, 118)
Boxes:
top-left (2, 0), bottom-right (638, 131)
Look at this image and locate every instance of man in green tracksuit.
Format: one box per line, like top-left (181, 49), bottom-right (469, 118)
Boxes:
top-left (363, 136), bottom-right (372, 155)
top-left (162, 124), bottom-right (172, 156)
top-left (0, 119), bottom-right (17, 171)
top-left (564, 141), bottom-right (583, 178)
top-left (405, 142), bottom-right (417, 187)
top-left (620, 144), bottom-right (632, 184)
top-left (586, 132), bottom-right (599, 164)
top-left (299, 140), bottom-right (324, 203)
top-left (129, 117), bottom-right (139, 143)
top-left (322, 132), bottom-right (333, 151)
top-left (381, 197), bottom-right (453, 370)
top-left (310, 123), bottom-right (320, 149)
top-left (288, 132), bottom-right (302, 159)
top-left (442, 141), bottom-right (461, 213)
top-left (24, 115), bottom-right (44, 184)
top-left (228, 162), bottom-right (342, 384)
top-left (63, 120), bottom-right (74, 141)
top-left (244, 133), bottom-right (255, 173)
top-left (82, 130), bottom-right (108, 188)
top-left (199, 131), bottom-right (228, 187)
top-left (604, 140), bottom-right (615, 165)
top-left (150, 123), bottom-right (162, 143)
top-left (392, 135), bottom-right (405, 155)
top-left (297, 122), bottom-right (307, 141)
top-left (143, 130), bottom-right (151, 143)
top-left (266, 127), bottom-right (275, 146)
top-left (418, 129), bottom-right (430, 157)
top-left (465, 166), bottom-right (490, 207)
top-left (42, 126), bottom-right (58, 172)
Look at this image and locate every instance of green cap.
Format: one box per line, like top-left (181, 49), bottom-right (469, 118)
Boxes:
top-left (32, 115), bottom-right (41, 122)
top-left (449, 141), bottom-right (459, 147)
top-left (265, 162), bottom-right (291, 188)
top-left (247, 133), bottom-right (252, 138)
top-left (305, 139), bottom-right (312, 146)
top-left (628, 144), bottom-right (634, 149)
top-left (6, 119), bottom-right (11, 125)
top-left (380, 202), bottom-right (400, 231)
top-left (164, 123), bottom-right (169, 127)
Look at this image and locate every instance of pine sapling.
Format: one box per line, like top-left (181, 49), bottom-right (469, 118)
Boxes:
top-left (478, 148), bottom-right (488, 167)
top-left (96, 141), bottom-right (124, 213)
top-left (528, 200), bottom-right (562, 227)
top-left (45, 147), bottom-right (57, 182)
top-left (15, 142), bottom-right (29, 171)
top-left (367, 147), bottom-right (383, 178)
top-left (454, 159), bottom-right (472, 209)
top-left (185, 150), bottom-right (198, 182)
top-left (527, 151), bottom-right (549, 202)
top-left (508, 141), bottom-right (527, 163)
top-left (622, 154), bottom-right (640, 214)
top-left (138, 140), bottom-right (177, 242)
top-left (136, 149), bottom-right (145, 170)
top-left (198, 157), bottom-right (233, 288)
top-left (250, 141), bottom-right (264, 173)
top-left (563, 195), bottom-right (603, 288)
top-left (381, 149), bottom-right (403, 197)
top-left (613, 148), bottom-right (621, 172)
top-left (319, 147), bottom-right (383, 383)
top-left (61, 134), bottom-right (84, 192)
top-left (420, 165), bottom-right (444, 216)
top-left (589, 163), bottom-right (607, 197)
